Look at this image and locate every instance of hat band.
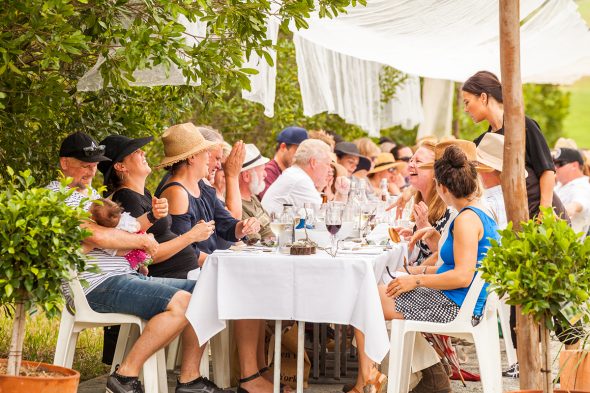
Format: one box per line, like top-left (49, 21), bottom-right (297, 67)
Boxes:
top-left (243, 154), bottom-right (262, 168)
top-left (374, 161), bottom-right (395, 169)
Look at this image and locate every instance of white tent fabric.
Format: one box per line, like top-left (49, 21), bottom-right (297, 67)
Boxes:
top-left (292, 0), bottom-right (590, 84)
top-left (294, 34), bottom-right (423, 136)
top-left (417, 78), bottom-right (455, 140)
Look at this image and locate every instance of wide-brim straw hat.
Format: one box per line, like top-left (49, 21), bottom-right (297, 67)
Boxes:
top-left (418, 139), bottom-right (493, 172)
top-left (155, 123), bottom-right (220, 169)
top-left (368, 153), bottom-right (406, 175)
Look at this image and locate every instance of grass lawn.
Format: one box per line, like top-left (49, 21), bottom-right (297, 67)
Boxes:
top-left (561, 0), bottom-right (590, 148)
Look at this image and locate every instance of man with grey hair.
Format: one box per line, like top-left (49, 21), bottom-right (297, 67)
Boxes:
top-left (262, 139), bottom-right (332, 215)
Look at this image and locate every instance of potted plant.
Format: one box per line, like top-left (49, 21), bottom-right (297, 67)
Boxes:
top-left (481, 207), bottom-right (590, 393)
top-left (0, 168), bottom-right (91, 393)
top-left (558, 307), bottom-right (590, 391)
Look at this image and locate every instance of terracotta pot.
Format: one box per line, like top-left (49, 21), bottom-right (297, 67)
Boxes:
top-left (507, 390), bottom-right (589, 393)
top-left (559, 349), bottom-right (590, 391)
top-left (0, 359), bottom-right (79, 393)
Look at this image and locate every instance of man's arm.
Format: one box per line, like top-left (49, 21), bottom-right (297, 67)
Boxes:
top-left (82, 221), bottom-right (158, 255)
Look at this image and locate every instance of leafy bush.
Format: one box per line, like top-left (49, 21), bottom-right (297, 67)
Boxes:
top-left (0, 168), bottom-right (91, 375)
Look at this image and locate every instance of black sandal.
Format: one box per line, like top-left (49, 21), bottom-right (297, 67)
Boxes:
top-left (237, 371), bottom-right (263, 393)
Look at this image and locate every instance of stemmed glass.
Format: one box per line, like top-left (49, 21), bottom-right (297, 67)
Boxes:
top-left (326, 204), bottom-right (343, 256)
top-left (269, 212), bottom-right (288, 254)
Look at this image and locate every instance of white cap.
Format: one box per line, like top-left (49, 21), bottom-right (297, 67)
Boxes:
top-left (241, 144), bottom-right (270, 172)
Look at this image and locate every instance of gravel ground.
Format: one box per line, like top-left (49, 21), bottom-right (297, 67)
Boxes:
top-left (78, 338), bottom-right (564, 393)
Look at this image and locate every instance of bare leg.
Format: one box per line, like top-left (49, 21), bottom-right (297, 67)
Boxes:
top-left (235, 319), bottom-right (274, 393)
top-left (117, 291), bottom-right (191, 377)
top-left (178, 319), bottom-right (208, 383)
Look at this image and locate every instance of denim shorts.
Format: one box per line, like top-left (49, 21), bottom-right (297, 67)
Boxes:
top-left (85, 273), bottom-right (196, 320)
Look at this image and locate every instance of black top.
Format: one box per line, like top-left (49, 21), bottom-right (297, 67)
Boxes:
top-left (474, 116), bottom-right (569, 221)
top-left (414, 208), bottom-right (452, 265)
top-left (157, 180), bottom-right (239, 254)
top-left (112, 188), bottom-right (198, 278)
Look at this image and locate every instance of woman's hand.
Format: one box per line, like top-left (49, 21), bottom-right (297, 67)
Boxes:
top-left (396, 227), bottom-right (414, 241)
top-left (386, 186), bottom-right (414, 219)
top-left (187, 220), bottom-right (215, 242)
top-left (223, 141), bottom-right (246, 178)
top-left (413, 201), bottom-right (430, 229)
top-left (386, 275), bottom-right (419, 298)
top-left (151, 196), bottom-right (169, 219)
top-left (236, 217), bottom-right (261, 239)
top-left (409, 226), bottom-right (440, 252)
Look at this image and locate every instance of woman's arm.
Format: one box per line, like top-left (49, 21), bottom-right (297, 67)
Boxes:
top-left (539, 170), bottom-right (556, 209)
top-left (387, 210), bottom-right (482, 295)
top-left (152, 220), bottom-right (214, 263)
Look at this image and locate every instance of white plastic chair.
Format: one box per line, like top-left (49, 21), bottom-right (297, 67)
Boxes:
top-left (386, 272), bottom-right (502, 393)
top-left (497, 299), bottom-right (517, 366)
top-left (53, 274), bottom-right (167, 393)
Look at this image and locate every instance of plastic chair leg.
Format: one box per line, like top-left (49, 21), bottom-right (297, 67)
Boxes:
top-left (53, 312), bottom-right (75, 367)
top-left (111, 324), bottom-right (134, 374)
top-left (199, 342), bottom-right (210, 378)
top-left (473, 323), bottom-right (502, 393)
top-left (387, 329), bottom-right (415, 393)
top-left (166, 336), bottom-right (181, 371)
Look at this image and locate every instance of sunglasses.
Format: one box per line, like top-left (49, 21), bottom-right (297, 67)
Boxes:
top-left (553, 160), bottom-right (568, 168)
top-left (82, 144), bottom-right (106, 156)
top-left (387, 167), bottom-right (397, 173)
top-left (398, 157), bottom-right (411, 162)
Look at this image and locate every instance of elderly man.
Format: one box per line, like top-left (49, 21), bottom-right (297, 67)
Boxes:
top-left (262, 139), bottom-right (332, 215)
top-left (239, 144), bottom-right (274, 242)
top-left (553, 147), bottom-right (590, 237)
top-left (259, 126), bottom-right (308, 199)
top-left (50, 132), bottom-right (229, 393)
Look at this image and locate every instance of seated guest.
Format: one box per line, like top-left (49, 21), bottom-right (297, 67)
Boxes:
top-left (262, 139), bottom-right (332, 215)
top-left (259, 126), bottom-right (308, 199)
top-left (553, 147), bottom-right (590, 238)
top-left (378, 136), bottom-right (396, 154)
top-left (309, 129), bottom-right (336, 151)
top-left (367, 153), bottom-right (404, 198)
top-left (391, 143), bottom-right (414, 187)
top-left (50, 131), bottom-right (229, 393)
top-left (239, 144), bottom-right (274, 243)
top-left (322, 160), bottom-right (350, 203)
top-left (348, 145), bottom-right (499, 393)
top-left (335, 141), bottom-right (370, 177)
top-left (213, 142), bottom-right (233, 201)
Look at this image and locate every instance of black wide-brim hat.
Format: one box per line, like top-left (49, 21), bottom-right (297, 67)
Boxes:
top-left (98, 134), bottom-right (153, 184)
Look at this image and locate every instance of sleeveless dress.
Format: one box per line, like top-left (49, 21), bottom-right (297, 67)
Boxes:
top-left (394, 205), bottom-right (498, 323)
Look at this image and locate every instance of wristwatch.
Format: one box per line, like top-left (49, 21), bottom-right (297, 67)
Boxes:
top-left (147, 211), bottom-right (157, 224)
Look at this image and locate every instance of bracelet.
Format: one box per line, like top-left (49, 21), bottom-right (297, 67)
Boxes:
top-left (147, 211), bottom-right (157, 224)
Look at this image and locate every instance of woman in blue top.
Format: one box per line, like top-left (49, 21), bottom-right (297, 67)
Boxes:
top-left (348, 144), bottom-right (498, 393)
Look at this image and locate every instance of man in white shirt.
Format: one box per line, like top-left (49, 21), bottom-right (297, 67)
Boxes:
top-left (553, 147), bottom-right (590, 237)
top-left (262, 139), bottom-right (332, 215)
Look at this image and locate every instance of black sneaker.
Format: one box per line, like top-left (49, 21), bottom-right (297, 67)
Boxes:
top-left (176, 376), bottom-right (234, 393)
top-left (106, 366), bottom-right (143, 393)
top-left (502, 362), bottom-right (519, 378)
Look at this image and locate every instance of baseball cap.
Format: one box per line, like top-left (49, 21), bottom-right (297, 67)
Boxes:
top-left (59, 131), bottom-right (110, 162)
top-left (277, 126), bottom-right (308, 145)
top-left (241, 144), bottom-right (270, 172)
top-left (552, 148), bottom-right (584, 167)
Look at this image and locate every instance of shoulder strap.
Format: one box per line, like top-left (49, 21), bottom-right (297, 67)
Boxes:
top-left (158, 181), bottom-right (190, 195)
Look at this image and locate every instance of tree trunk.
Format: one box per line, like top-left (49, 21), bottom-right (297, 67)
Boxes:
top-left (7, 301), bottom-right (26, 376)
top-left (499, 0), bottom-right (542, 390)
top-left (540, 317), bottom-right (553, 393)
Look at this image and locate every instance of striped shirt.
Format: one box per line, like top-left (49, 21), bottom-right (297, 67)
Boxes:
top-left (47, 181), bottom-right (135, 295)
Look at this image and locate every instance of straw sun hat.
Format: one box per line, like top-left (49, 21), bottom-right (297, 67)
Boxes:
top-left (155, 123), bottom-right (220, 169)
top-left (368, 153), bottom-right (405, 175)
top-left (418, 139), bottom-right (493, 172)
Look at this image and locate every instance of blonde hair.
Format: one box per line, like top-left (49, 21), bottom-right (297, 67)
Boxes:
top-left (354, 137), bottom-right (380, 159)
top-left (308, 129), bottom-right (335, 150)
top-left (412, 140), bottom-right (448, 225)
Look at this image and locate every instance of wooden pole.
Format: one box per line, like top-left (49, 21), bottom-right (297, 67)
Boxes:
top-left (499, 0), bottom-right (542, 390)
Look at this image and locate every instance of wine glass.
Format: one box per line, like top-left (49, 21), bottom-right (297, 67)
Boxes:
top-left (269, 212), bottom-right (287, 254)
top-left (326, 204), bottom-right (343, 255)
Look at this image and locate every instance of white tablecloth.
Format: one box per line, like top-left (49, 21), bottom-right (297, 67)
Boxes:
top-left (186, 245), bottom-right (407, 363)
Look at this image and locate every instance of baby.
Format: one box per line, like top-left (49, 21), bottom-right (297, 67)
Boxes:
top-left (90, 198), bottom-right (152, 272)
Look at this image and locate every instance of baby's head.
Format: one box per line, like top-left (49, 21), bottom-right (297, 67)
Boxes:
top-left (90, 198), bottom-right (123, 228)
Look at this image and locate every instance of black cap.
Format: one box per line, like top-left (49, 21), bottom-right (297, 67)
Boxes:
top-left (552, 148), bottom-right (584, 166)
top-left (59, 132), bottom-right (110, 162)
top-left (97, 134), bottom-right (154, 184)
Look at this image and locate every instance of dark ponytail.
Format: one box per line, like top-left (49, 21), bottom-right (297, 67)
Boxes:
top-left (462, 70), bottom-right (503, 103)
top-left (434, 146), bottom-right (478, 198)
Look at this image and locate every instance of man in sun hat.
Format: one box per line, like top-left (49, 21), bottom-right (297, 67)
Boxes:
top-left (259, 125), bottom-right (308, 199)
top-left (553, 147), bottom-right (590, 237)
top-left (50, 132), bottom-right (234, 393)
top-left (239, 143), bottom-right (274, 242)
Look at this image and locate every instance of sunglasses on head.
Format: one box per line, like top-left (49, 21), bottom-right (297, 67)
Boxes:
top-left (83, 144), bottom-right (106, 156)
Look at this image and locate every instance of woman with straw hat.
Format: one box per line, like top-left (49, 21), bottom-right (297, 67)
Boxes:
top-left (367, 153), bottom-right (405, 198)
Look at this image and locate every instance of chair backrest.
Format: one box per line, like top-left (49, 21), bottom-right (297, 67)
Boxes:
top-left (453, 271), bottom-right (487, 324)
top-left (66, 270), bottom-right (96, 318)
